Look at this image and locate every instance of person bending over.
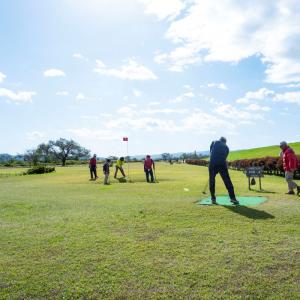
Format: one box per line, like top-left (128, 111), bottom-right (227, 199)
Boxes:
top-left (114, 157), bottom-right (126, 179)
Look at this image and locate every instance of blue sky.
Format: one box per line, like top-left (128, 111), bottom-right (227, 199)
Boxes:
top-left (1, 0), bottom-right (300, 156)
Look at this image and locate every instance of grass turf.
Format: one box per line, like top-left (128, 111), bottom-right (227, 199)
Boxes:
top-left (0, 163), bottom-right (300, 299)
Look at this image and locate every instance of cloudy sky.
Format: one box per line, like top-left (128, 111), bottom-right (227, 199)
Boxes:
top-left (1, 0), bottom-right (300, 156)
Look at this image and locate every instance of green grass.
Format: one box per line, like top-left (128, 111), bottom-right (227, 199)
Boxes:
top-left (228, 142), bottom-right (300, 161)
top-left (1, 163), bottom-right (300, 299)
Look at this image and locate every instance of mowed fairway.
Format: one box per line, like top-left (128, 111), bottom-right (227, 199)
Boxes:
top-left (1, 163), bottom-right (300, 299)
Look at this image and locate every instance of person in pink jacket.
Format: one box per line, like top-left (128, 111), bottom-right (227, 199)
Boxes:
top-left (280, 141), bottom-right (300, 195)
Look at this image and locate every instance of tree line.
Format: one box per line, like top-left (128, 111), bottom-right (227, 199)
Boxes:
top-left (24, 138), bottom-right (90, 166)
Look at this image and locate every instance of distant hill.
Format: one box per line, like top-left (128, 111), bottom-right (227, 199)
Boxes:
top-left (227, 142), bottom-right (300, 161)
top-left (0, 154), bottom-right (24, 162)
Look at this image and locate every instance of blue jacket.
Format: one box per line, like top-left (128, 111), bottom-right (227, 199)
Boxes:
top-left (209, 140), bottom-right (229, 166)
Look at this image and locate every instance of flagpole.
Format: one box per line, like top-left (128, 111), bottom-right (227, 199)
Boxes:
top-left (127, 139), bottom-right (129, 179)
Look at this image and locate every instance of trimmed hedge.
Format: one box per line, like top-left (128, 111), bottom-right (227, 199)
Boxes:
top-left (24, 166), bottom-right (56, 175)
top-left (186, 156), bottom-right (300, 178)
top-left (186, 159), bottom-right (209, 167)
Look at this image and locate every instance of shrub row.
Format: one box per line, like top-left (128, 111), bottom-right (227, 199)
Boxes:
top-left (186, 156), bottom-right (300, 178)
top-left (24, 166), bottom-right (56, 175)
top-left (186, 159), bottom-right (209, 167)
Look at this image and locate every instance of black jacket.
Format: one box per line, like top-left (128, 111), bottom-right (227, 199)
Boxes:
top-left (209, 140), bottom-right (229, 166)
top-left (103, 162), bottom-right (110, 173)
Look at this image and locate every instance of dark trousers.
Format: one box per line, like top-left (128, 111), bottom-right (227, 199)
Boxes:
top-left (114, 166), bottom-right (125, 178)
top-left (145, 168), bottom-right (154, 182)
top-left (209, 164), bottom-right (236, 200)
top-left (90, 166), bottom-right (97, 179)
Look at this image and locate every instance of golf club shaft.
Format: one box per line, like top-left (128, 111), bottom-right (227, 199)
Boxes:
top-left (202, 179), bottom-right (209, 194)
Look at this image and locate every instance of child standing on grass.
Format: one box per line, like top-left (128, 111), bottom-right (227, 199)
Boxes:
top-left (103, 159), bottom-right (111, 185)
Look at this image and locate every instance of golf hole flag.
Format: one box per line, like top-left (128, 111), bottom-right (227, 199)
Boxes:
top-left (123, 137), bottom-right (128, 141)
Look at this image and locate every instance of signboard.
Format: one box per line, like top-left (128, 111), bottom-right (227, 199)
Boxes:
top-left (244, 167), bottom-right (264, 190)
top-left (244, 167), bottom-right (264, 178)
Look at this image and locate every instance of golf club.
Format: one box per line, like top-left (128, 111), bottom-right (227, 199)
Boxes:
top-left (202, 179), bottom-right (209, 194)
top-left (153, 168), bottom-right (159, 183)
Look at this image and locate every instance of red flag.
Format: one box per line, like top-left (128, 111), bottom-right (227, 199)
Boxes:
top-left (123, 137), bottom-right (128, 141)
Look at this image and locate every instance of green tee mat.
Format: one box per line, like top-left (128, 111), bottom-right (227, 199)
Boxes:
top-left (198, 196), bottom-right (267, 206)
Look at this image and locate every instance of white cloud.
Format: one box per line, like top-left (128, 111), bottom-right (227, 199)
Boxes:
top-left (26, 131), bottom-right (45, 140)
top-left (236, 87), bottom-right (300, 106)
top-left (141, 0), bottom-right (186, 21)
top-left (236, 98), bottom-right (250, 104)
top-left (117, 106), bottom-right (138, 118)
top-left (236, 88), bottom-right (275, 104)
top-left (170, 90), bottom-right (195, 103)
top-left (76, 93), bottom-right (86, 100)
top-left (56, 91), bottom-right (69, 96)
top-left (104, 106), bottom-right (236, 134)
top-left (44, 69), bottom-right (66, 77)
top-left (0, 72), bottom-right (6, 83)
top-left (182, 111), bottom-right (235, 132)
top-left (245, 103), bottom-right (271, 112)
top-left (73, 53), bottom-right (89, 61)
top-left (206, 83), bottom-right (228, 90)
top-left (94, 59), bottom-right (157, 80)
top-left (214, 104), bottom-right (264, 121)
top-left (69, 128), bottom-right (120, 141)
top-left (107, 116), bottom-right (181, 132)
top-left (154, 45), bottom-right (200, 72)
top-left (149, 1), bottom-right (300, 84)
top-left (141, 108), bottom-right (189, 114)
top-left (274, 91), bottom-right (300, 105)
top-left (148, 101), bottom-right (160, 106)
top-left (133, 89), bottom-right (142, 98)
top-left (0, 88), bottom-right (36, 103)
top-left (200, 83), bottom-right (228, 90)
top-left (284, 83), bottom-right (300, 88)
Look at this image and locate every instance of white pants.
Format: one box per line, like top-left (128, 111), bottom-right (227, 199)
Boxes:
top-left (104, 173), bottom-right (110, 184)
top-left (285, 171), bottom-right (298, 191)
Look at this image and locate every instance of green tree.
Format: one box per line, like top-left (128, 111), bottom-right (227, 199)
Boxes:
top-left (49, 138), bottom-right (90, 166)
top-left (24, 149), bottom-right (40, 166)
top-left (36, 143), bottom-right (53, 164)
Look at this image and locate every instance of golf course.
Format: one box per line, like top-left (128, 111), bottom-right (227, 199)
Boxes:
top-left (1, 163), bottom-right (299, 299)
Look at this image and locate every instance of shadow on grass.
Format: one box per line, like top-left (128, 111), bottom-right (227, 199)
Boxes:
top-left (224, 205), bottom-right (275, 220)
top-left (250, 189), bottom-right (276, 194)
top-left (121, 178), bottom-right (173, 183)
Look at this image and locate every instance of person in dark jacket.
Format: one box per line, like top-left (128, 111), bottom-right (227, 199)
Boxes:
top-left (103, 159), bottom-right (111, 185)
top-left (209, 137), bottom-right (239, 205)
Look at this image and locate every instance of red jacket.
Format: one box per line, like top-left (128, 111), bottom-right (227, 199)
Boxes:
top-left (89, 157), bottom-right (97, 167)
top-left (144, 158), bottom-right (154, 169)
top-left (282, 147), bottom-right (298, 171)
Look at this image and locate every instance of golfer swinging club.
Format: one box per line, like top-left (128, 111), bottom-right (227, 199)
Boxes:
top-left (209, 137), bottom-right (239, 205)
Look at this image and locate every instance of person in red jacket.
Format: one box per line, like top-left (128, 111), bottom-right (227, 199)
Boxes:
top-left (89, 154), bottom-right (98, 181)
top-left (144, 155), bottom-right (155, 183)
top-left (280, 141), bottom-right (300, 195)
